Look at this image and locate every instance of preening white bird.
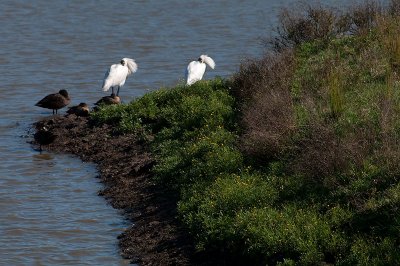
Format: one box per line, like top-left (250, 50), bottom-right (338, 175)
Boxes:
top-left (102, 58), bottom-right (138, 96)
top-left (185, 55), bottom-right (215, 86)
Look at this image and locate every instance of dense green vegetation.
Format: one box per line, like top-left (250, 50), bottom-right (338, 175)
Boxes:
top-left (92, 2), bottom-right (400, 264)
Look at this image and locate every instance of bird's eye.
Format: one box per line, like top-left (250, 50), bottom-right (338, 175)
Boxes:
top-left (120, 60), bottom-right (125, 65)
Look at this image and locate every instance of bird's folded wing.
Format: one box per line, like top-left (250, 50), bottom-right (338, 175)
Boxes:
top-left (102, 64), bottom-right (126, 91)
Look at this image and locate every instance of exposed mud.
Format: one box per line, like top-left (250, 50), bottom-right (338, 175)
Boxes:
top-left (31, 115), bottom-right (201, 265)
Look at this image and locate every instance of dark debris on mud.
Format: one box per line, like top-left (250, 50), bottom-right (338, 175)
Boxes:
top-left (31, 114), bottom-right (205, 266)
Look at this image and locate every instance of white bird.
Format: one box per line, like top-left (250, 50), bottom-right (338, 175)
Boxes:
top-left (185, 55), bottom-right (215, 86)
top-left (102, 58), bottom-right (138, 96)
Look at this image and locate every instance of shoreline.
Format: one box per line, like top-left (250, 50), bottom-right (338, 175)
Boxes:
top-left (32, 115), bottom-right (197, 265)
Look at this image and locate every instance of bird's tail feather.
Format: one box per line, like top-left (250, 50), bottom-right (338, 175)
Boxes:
top-left (102, 79), bottom-right (111, 92)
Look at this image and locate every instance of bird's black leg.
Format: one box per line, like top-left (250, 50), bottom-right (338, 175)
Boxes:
top-left (111, 87), bottom-right (114, 95)
top-left (116, 86), bottom-right (120, 96)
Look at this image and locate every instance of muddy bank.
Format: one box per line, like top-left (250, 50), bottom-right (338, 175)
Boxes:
top-left (32, 115), bottom-right (200, 265)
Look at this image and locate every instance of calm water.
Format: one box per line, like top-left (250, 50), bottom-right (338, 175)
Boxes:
top-left (0, 0), bottom-right (372, 265)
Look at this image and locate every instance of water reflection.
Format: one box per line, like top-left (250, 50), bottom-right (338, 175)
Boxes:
top-left (32, 153), bottom-right (54, 161)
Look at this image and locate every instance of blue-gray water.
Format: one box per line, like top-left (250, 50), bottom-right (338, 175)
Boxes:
top-left (0, 0), bottom-right (373, 265)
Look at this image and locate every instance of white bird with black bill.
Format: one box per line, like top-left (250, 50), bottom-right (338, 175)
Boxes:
top-left (102, 58), bottom-right (138, 96)
top-left (185, 55), bottom-right (215, 86)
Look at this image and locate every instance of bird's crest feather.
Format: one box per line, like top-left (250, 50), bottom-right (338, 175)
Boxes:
top-left (201, 55), bottom-right (215, 69)
top-left (123, 58), bottom-right (138, 75)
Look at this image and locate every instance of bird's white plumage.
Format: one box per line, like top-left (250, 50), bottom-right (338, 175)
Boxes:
top-left (185, 55), bottom-right (215, 86)
top-left (102, 58), bottom-right (137, 95)
top-left (185, 61), bottom-right (206, 86)
top-left (201, 55), bottom-right (215, 69)
top-left (102, 64), bottom-right (128, 91)
top-left (124, 58), bottom-right (138, 75)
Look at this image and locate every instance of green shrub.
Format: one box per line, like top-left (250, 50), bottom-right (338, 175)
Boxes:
top-left (153, 127), bottom-right (243, 188)
top-left (343, 237), bottom-right (400, 265)
top-left (236, 206), bottom-right (346, 265)
top-left (90, 2), bottom-right (400, 264)
top-left (178, 172), bottom-right (279, 251)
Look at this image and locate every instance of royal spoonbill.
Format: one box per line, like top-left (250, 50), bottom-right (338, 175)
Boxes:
top-left (67, 102), bottom-right (90, 117)
top-left (102, 58), bottom-right (137, 96)
top-left (185, 55), bottom-right (215, 85)
top-left (35, 89), bottom-right (71, 114)
top-left (95, 93), bottom-right (121, 106)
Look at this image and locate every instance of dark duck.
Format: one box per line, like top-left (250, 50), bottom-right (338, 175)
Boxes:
top-left (95, 93), bottom-right (121, 106)
top-left (35, 89), bottom-right (71, 114)
top-left (34, 126), bottom-right (57, 151)
top-left (67, 102), bottom-right (90, 117)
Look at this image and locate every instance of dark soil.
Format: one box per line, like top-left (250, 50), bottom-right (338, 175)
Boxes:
top-left (31, 114), bottom-right (202, 265)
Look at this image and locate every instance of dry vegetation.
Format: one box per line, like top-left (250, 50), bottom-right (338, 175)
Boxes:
top-left (233, 0), bottom-right (400, 179)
